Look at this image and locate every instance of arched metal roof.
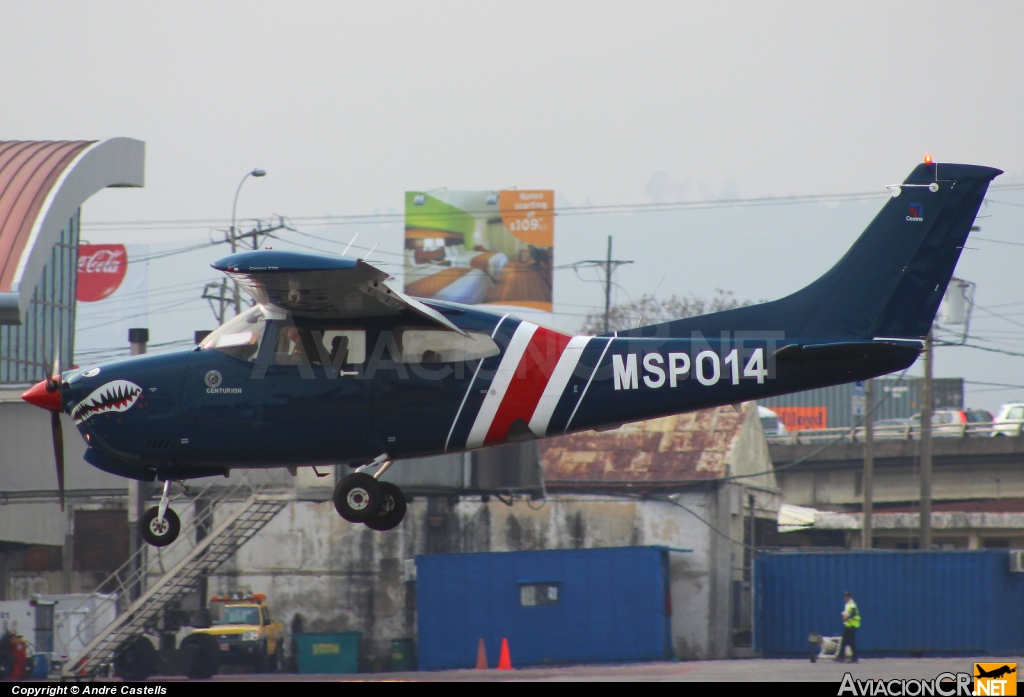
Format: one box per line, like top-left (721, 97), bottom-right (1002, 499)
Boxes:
top-left (0, 138), bottom-right (145, 324)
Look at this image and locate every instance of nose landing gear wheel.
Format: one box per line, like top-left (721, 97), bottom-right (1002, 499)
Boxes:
top-left (140, 506), bottom-right (181, 546)
top-left (333, 472), bottom-right (384, 522)
top-left (365, 482), bottom-right (407, 531)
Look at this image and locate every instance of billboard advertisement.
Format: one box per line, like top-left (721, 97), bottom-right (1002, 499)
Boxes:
top-left (75, 244), bottom-right (148, 362)
top-left (403, 190), bottom-right (553, 312)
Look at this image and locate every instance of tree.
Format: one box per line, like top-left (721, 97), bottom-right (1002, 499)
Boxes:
top-left (579, 290), bottom-right (756, 334)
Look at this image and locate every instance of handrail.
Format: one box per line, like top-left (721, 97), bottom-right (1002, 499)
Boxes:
top-left (65, 491), bottom-right (292, 675)
top-left (767, 420), bottom-right (1024, 445)
top-left (52, 468), bottom-right (293, 666)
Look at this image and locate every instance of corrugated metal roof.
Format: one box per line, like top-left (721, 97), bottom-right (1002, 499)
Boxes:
top-left (0, 141), bottom-right (93, 292)
top-left (540, 404), bottom-right (748, 489)
top-left (0, 138), bottom-right (144, 325)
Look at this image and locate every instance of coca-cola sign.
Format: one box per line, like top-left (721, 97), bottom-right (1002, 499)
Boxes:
top-left (77, 244), bottom-right (128, 302)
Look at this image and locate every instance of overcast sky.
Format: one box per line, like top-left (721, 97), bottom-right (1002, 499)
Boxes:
top-left (3, 2), bottom-right (1024, 411)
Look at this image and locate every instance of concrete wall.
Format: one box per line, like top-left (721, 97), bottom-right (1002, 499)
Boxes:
top-left (777, 460), bottom-right (1024, 508)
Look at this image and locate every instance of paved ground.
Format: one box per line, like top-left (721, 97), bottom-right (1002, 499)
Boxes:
top-left (192, 657), bottom-right (1004, 682)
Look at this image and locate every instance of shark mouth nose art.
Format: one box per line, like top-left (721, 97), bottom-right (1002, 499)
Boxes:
top-left (71, 380), bottom-right (143, 424)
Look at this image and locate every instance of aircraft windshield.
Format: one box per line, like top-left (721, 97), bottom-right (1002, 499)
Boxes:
top-left (201, 306), bottom-right (267, 362)
top-left (215, 606), bottom-right (260, 626)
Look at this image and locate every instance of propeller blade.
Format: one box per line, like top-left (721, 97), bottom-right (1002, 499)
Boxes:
top-left (48, 337), bottom-right (61, 390)
top-left (51, 410), bottom-right (65, 511)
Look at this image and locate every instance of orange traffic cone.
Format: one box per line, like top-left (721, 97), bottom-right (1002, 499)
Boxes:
top-left (497, 637), bottom-right (513, 670)
top-left (476, 638), bottom-right (488, 670)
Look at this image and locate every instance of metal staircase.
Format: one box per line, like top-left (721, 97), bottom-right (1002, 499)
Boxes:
top-left (57, 470), bottom-right (294, 678)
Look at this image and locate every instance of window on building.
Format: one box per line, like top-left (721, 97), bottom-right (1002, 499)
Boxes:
top-left (73, 509), bottom-right (129, 572)
top-left (984, 539), bottom-right (1010, 549)
top-left (519, 582), bottom-right (560, 607)
top-left (399, 329), bottom-right (499, 363)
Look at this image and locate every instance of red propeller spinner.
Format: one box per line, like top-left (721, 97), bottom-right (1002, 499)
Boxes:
top-left (22, 379), bottom-right (63, 412)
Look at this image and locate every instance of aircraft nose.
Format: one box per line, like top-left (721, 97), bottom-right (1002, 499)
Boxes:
top-left (22, 379), bottom-right (63, 412)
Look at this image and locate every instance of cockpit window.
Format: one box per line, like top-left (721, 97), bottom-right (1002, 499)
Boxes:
top-left (200, 305), bottom-right (267, 362)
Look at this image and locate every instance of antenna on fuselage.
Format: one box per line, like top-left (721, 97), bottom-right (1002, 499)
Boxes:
top-left (342, 232), bottom-right (359, 257)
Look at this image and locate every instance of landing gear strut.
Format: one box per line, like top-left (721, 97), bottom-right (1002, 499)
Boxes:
top-left (140, 480), bottom-right (181, 547)
top-left (333, 456), bottom-right (407, 531)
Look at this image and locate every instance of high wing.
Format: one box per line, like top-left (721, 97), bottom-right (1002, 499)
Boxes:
top-left (211, 250), bottom-right (465, 334)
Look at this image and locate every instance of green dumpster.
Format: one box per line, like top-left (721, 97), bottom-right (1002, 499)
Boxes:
top-left (390, 638), bottom-right (416, 671)
top-left (294, 632), bottom-right (361, 674)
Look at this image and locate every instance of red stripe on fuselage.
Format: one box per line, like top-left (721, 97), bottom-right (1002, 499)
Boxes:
top-left (484, 327), bottom-right (572, 446)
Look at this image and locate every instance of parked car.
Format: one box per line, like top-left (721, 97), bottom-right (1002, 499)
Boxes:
top-left (992, 403), bottom-right (1024, 436)
top-left (871, 417), bottom-right (913, 439)
top-left (907, 409), bottom-right (994, 437)
top-left (758, 406), bottom-right (788, 438)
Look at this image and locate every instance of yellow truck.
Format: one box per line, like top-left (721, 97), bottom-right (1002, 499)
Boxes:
top-left (187, 593), bottom-right (285, 673)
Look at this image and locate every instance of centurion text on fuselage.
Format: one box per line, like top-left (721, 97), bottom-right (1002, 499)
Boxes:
top-left (21, 160), bottom-right (1001, 546)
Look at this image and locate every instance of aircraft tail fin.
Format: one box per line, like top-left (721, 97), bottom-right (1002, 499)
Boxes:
top-left (651, 162), bottom-right (1001, 341)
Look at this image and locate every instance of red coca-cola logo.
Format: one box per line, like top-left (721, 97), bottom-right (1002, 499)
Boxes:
top-left (77, 244), bottom-right (128, 302)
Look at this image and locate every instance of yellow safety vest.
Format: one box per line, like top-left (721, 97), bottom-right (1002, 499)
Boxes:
top-left (844, 599), bottom-right (861, 628)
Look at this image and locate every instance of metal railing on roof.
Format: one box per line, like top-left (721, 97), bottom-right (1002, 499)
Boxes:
top-left (767, 420), bottom-right (1024, 445)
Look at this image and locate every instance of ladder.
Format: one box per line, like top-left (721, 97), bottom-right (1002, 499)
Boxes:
top-left (58, 471), bottom-right (294, 678)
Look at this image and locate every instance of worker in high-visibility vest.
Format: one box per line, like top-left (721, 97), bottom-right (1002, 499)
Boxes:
top-left (837, 591), bottom-right (860, 662)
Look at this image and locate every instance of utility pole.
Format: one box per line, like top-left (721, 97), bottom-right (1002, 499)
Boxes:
top-left (920, 331), bottom-right (933, 551)
top-left (561, 236), bottom-right (633, 333)
top-left (862, 379), bottom-right (874, 549)
top-left (227, 217), bottom-right (287, 315)
top-left (202, 278), bottom-right (232, 325)
top-left (207, 214), bottom-right (287, 323)
top-left (127, 328), bottom-right (148, 599)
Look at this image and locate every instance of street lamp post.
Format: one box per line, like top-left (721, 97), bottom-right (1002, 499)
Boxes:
top-left (229, 168), bottom-right (266, 315)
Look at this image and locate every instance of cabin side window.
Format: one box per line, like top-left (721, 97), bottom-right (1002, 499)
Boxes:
top-left (398, 329), bottom-right (500, 363)
top-left (272, 324), bottom-right (367, 365)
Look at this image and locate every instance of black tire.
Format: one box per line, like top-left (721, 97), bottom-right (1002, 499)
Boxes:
top-left (113, 635), bottom-right (157, 681)
top-left (252, 641), bottom-right (270, 673)
top-left (365, 482), bottom-right (407, 531)
top-left (180, 633), bottom-right (220, 679)
top-left (333, 473), bottom-right (384, 522)
top-left (269, 641), bottom-right (282, 672)
top-left (140, 506), bottom-right (181, 547)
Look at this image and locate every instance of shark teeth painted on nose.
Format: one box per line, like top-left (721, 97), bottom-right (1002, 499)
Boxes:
top-left (71, 380), bottom-right (143, 424)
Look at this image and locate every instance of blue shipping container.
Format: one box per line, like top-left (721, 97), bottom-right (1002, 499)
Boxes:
top-left (755, 550), bottom-right (1024, 657)
top-left (416, 547), bottom-right (674, 670)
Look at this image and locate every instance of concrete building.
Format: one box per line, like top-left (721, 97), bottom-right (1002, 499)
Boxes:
top-left (0, 139), bottom-right (144, 598)
top-left (202, 403), bottom-right (779, 668)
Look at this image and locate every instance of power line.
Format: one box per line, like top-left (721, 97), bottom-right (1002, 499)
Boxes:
top-left (83, 183), bottom-right (1024, 233)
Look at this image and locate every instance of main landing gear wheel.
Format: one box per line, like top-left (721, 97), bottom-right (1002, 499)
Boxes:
top-left (365, 481), bottom-right (407, 531)
top-left (334, 472), bottom-right (384, 522)
top-left (140, 506), bottom-right (180, 546)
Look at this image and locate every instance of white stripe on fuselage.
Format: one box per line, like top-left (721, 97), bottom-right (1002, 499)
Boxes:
top-left (444, 313), bottom-right (510, 452)
top-left (465, 321), bottom-right (538, 449)
top-left (527, 335), bottom-right (592, 437)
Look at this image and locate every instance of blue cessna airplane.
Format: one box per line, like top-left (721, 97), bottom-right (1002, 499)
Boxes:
top-left (22, 160), bottom-right (1000, 546)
